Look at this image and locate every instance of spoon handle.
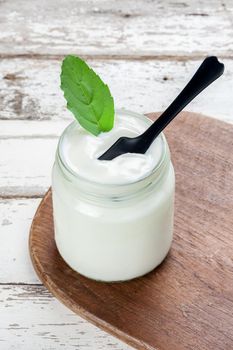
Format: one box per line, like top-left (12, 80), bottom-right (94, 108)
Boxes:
top-left (142, 56), bottom-right (224, 143)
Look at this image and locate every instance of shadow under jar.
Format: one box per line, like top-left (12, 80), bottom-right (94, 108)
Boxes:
top-left (52, 110), bottom-right (175, 282)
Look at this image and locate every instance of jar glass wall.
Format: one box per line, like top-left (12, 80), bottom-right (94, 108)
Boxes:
top-left (52, 110), bottom-right (175, 282)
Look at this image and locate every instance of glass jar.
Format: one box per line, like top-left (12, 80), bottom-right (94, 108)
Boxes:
top-left (52, 110), bottom-right (175, 282)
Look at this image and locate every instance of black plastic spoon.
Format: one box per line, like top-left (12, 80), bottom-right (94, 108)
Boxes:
top-left (99, 56), bottom-right (224, 161)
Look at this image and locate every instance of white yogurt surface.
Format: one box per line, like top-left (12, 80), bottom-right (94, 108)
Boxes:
top-left (60, 111), bottom-right (163, 184)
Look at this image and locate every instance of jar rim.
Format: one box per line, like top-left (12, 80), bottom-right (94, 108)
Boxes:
top-left (57, 109), bottom-right (169, 191)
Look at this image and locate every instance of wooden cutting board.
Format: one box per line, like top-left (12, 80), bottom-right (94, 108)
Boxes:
top-left (29, 112), bottom-right (233, 350)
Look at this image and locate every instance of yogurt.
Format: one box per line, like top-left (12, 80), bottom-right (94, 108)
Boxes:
top-left (61, 112), bottom-right (163, 185)
top-left (52, 109), bottom-right (175, 282)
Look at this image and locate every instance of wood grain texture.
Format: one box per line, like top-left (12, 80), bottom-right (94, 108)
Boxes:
top-left (0, 285), bottom-right (131, 350)
top-left (30, 112), bottom-right (233, 350)
top-left (1, 58), bottom-right (232, 122)
top-left (0, 0), bottom-right (233, 57)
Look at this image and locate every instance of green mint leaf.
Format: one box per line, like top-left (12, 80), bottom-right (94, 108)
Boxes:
top-left (60, 55), bottom-right (114, 136)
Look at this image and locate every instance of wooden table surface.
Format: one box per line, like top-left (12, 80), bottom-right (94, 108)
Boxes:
top-left (0, 1), bottom-right (232, 349)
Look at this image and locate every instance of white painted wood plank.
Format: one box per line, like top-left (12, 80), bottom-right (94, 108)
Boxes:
top-left (0, 137), bottom-right (56, 197)
top-left (1, 58), bottom-right (232, 122)
top-left (0, 58), bottom-right (232, 197)
top-left (0, 199), bottom-right (41, 283)
top-left (0, 120), bottom-right (69, 139)
top-left (2, 110), bottom-right (233, 197)
top-left (0, 0), bottom-right (233, 57)
top-left (0, 284), bottom-right (132, 350)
